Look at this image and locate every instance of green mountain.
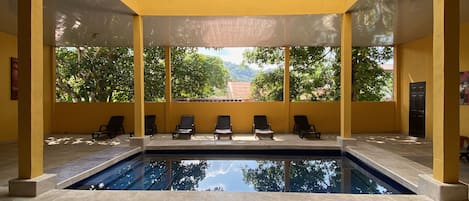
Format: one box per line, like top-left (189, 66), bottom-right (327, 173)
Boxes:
top-left (224, 62), bottom-right (258, 82)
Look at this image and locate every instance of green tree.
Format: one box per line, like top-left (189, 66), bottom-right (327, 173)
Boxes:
top-left (56, 47), bottom-right (230, 102)
top-left (171, 47), bottom-right (229, 99)
top-left (250, 68), bottom-right (284, 101)
top-left (242, 161), bottom-right (285, 192)
top-left (56, 47), bottom-right (134, 102)
top-left (168, 160), bottom-right (208, 190)
top-left (244, 46), bottom-right (392, 101)
top-left (332, 47), bottom-right (393, 101)
top-left (143, 47), bottom-right (166, 101)
top-left (241, 159), bottom-right (341, 193)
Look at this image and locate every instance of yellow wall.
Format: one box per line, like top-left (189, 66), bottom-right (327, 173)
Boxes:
top-left (0, 32), bottom-right (18, 143)
top-left (53, 103), bottom-right (165, 134)
top-left (398, 35), bottom-right (434, 138)
top-left (461, 23), bottom-right (469, 136)
top-left (170, 102), bottom-right (286, 133)
top-left (398, 22), bottom-right (469, 138)
top-left (52, 101), bottom-right (398, 134)
top-left (0, 32), bottom-right (53, 143)
top-left (43, 46), bottom-right (52, 136)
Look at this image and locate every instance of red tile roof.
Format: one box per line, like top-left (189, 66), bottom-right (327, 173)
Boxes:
top-left (228, 81), bottom-right (251, 99)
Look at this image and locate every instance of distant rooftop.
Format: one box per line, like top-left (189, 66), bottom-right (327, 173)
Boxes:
top-left (228, 81), bottom-right (252, 100)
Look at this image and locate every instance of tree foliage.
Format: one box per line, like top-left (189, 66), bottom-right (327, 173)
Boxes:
top-left (242, 160), bottom-right (341, 192)
top-left (244, 46), bottom-right (393, 101)
top-left (171, 47), bottom-right (229, 99)
top-left (335, 47), bottom-right (393, 101)
top-left (56, 47), bottom-right (229, 102)
top-left (56, 47), bottom-right (134, 102)
top-left (242, 159), bottom-right (394, 194)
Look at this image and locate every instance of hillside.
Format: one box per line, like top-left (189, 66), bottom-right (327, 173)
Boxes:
top-left (224, 62), bottom-right (258, 82)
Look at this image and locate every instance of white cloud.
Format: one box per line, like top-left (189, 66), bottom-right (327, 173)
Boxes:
top-left (198, 47), bottom-right (251, 65)
top-left (205, 162), bottom-right (235, 178)
top-left (197, 47), bottom-right (278, 71)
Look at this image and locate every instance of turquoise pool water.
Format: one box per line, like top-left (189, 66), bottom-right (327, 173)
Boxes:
top-left (68, 150), bottom-right (413, 194)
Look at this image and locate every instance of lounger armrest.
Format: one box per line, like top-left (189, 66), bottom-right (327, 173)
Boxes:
top-left (293, 124), bottom-right (299, 133)
top-left (99, 124), bottom-right (107, 132)
top-left (192, 124), bottom-right (196, 134)
top-left (252, 124), bottom-right (255, 134)
top-left (268, 123), bottom-right (272, 130)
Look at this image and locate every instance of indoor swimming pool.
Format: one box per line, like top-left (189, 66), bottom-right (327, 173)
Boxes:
top-left (68, 150), bottom-right (413, 194)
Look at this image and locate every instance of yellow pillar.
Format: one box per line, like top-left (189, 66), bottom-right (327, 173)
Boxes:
top-left (340, 12), bottom-right (352, 138)
top-left (51, 47), bottom-right (57, 134)
top-left (164, 47), bottom-right (172, 132)
top-left (432, 0), bottom-right (459, 183)
top-left (393, 45), bottom-right (400, 132)
top-left (133, 15), bottom-right (145, 137)
top-left (17, 0), bottom-right (44, 179)
top-left (284, 46), bottom-right (291, 133)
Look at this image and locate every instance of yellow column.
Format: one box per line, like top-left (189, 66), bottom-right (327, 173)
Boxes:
top-left (17, 0), bottom-right (44, 179)
top-left (133, 15), bottom-right (145, 137)
top-left (340, 12), bottom-right (352, 138)
top-left (432, 0), bottom-right (459, 183)
top-left (284, 46), bottom-right (291, 133)
top-left (51, 47), bottom-right (57, 134)
top-left (393, 45), bottom-right (400, 132)
top-left (164, 47), bottom-right (172, 132)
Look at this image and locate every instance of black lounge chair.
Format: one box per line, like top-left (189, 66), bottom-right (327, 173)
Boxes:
top-left (293, 115), bottom-right (321, 139)
top-left (460, 147), bottom-right (469, 161)
top-left (172, 115), bottom-right (195, 139)
top-left (253, 115), bottom-right (274, 140)
top-left (144, 115), bottom-right (157, 136)
top-left (92, 116), bottom-right (125, 139)
top-left (129, 115), bottom-right (157, 137)
top-left (214, 115), bottom-right (233, 140)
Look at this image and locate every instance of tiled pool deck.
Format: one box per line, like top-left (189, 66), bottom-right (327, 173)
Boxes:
top-left (0, 133), bottom-right (466, 201)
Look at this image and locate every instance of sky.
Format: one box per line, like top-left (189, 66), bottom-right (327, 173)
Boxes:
top-left (197, 47), bottom-right (251, 66)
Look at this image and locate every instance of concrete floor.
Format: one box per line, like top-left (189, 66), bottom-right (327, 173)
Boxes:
top-left (0, 133), bottom-right (466, 201)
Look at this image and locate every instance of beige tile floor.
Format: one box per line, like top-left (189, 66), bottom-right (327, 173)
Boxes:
top-left (0, 133), bottom-right (466, 201)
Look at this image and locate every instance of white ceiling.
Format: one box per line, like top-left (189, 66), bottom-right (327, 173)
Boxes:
top-left (0, 0), bottom-right (467, 47)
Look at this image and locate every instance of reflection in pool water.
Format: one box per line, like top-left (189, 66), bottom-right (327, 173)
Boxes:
top-left (68, 154), bottom-right (412, 194)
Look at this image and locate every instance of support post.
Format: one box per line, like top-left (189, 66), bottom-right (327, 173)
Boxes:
top-left (431, 0), bottom-right (459, 184)
top-left (9, 0), bottom-right (56, 196)
top-left (417, 1), bottom-right (467, 201)
top-left (129, 15), bottom-right (151, 147)
top-left (284, 46), bottom-right (290, 133)
top-left (393, 45), bottom-right (400, 132)
top-left (164, 47), bottom-right (172, 132)
top-left (17, 0), bottom-right (44, 181)
top-left (133, 15), bottom-right (145, 138)
top-left (340, 12), bottom-right (352, 139)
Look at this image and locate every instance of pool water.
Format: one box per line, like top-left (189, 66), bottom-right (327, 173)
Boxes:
top-left (68, 151), bottom-right (413, 194)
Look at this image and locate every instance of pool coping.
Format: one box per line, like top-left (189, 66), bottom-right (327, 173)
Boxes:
top-left (47, 146), bottom-right (141, 189)
top-left (345, 142), bottom-right (433, 192)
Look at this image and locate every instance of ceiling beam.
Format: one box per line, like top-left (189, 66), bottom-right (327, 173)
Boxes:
top-left (343, 0), bottom-right (358, 12)
top-left (135, 0), bottom-right (350, 16)
top-left (121, 0), bottom-right (141, 15)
